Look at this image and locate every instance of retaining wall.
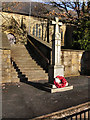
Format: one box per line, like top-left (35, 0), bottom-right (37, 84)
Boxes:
top-left (1, 49), bottom-right (11, 83)
top-left (61, 49), bottom-right (90, 77)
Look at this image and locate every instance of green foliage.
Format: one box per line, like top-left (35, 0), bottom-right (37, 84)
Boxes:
top-left (72, 20), bottom-right (90, 50)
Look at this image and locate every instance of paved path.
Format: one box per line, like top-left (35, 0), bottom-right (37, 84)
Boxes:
top-left (2, 76), bottom-right (89, 119)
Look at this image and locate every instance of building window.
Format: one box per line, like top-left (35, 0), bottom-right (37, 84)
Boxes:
top-left (33, 27), bottom-right (35, 35)
top-left (7, 33), bottom-right (16, 44)
top-left (36, 24), bottom-right (38, 37)
top-left (39, 28), bottom-right (41, 38)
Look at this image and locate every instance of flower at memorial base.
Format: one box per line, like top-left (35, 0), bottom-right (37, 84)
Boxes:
top-left (54, 76), bottom-right (68, 88)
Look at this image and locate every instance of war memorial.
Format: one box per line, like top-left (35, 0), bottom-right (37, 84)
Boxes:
top-left (0, 1), bottom-right (90, 119)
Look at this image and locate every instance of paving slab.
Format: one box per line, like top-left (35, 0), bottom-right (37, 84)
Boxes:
top-left (2, 75), bottom-right (90, 119)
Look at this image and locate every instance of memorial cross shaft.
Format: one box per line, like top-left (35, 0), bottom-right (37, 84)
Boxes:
top-left (52, 17), bottom-right (62, 65)
top-left (49, 17), bottom-right (64, 82)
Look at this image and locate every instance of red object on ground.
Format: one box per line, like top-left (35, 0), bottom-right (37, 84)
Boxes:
top-left (54, 76), bottom-right (68, 88)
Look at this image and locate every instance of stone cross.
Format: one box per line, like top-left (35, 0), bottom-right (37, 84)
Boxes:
top-left (52, 17), bottom-right (62, 39)
top-left (52, 17), bottom-right (62, 65)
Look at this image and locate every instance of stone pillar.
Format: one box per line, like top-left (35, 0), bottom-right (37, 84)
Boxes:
top-left (49, 17), bottom-right (64, 83)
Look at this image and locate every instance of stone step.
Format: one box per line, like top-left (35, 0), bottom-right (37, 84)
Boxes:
top-left (12, 57), bottom-right (32, 59)
top-left (12, 54), bottom-right (31, 56)
top-left (26, 75), bottom-right (48, 79)
top-left (18, 76), bottom-right (48, 81)
top-left (28, 77), bottom-right (48, 81)
top-left (25, 74), bottom-right (48, 78)
top-left (21, 70), bottom-right (45, 74)
top-left (15, 69), bottom-right (44, 74)
top-left (11, 75), bottom-right (20, 82)
top-left (20, 68), bottom-right (45, 72)
top-left (28, 76), bottom-right (48, 79)
top-left (11, 45), bottom-right (48, 82)
top-left (18, 74), bottom-right (48, 79)
top-left (12, 59), bottom-right (34, 62)
top-left (11, 76), bottom-right (19, 79)
top-left (11, 72), bottom-right (18, 76)
top-left (18, 69), bottom-right (46, 73)
top-left (17, 65), bottom-right (41, 68)
top-left (12, 56), bottom-right (31, 59)
top-left (16, 67), bottom-right (42, 71)
top-left (11, 62), bottom-right (20, 82)
top-left (11, 68), bottom-right (16, 72)
top-left (16, 70), bottom-right (48, 79)
top-left (12, 51), bottom-right (27, 53)
top-left (21, 67), bottom-right (43, 70)
top-left (15, 62), bottom-right (37, 66)
top-left (14, 60), bottom-right (34, 62)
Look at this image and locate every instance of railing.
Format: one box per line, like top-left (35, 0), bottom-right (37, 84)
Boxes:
top-left (27, 37), bottom-right (50, 64)
top-left (27, 35), bottom-right (52, 72)
top-left (59, 108), bottom-right (90, 120)
top-left (32, 102), bottom-right (90, 120)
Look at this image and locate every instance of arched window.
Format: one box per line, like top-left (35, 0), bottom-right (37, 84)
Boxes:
top-left (7, 33), bottom-right (16, 44)
top-left (36, 24), bottom-right (38, 37)
top-left (39, 28), bottom-right (41, 38)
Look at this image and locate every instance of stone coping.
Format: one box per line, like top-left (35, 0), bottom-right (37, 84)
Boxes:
top-left (28, 34), bottom-right (52, 49)
top-left (32, 102), bottom-right (90, 120)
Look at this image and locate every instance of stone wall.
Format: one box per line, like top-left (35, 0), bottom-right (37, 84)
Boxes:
top-left (0, 49), bottom-right (11, 83)
top-left (0, 50), bottom-right (2, 83)
top-left (61, 49), bottom-right (84, 77)
top-left (1, 12), bottom-right (66, 46)
top-left (1, 48), bottom-right (90, 83)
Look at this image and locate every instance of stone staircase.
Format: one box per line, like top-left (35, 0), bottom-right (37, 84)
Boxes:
top-left (11, 44), bottom-right (48, 82)
top-left (11, 63), bottom-right (20, 82)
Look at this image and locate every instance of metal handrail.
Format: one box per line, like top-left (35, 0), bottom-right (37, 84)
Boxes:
top-left (27, 37), bottom-right (49, 64)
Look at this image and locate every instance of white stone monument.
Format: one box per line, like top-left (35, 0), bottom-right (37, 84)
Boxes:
top-left (49, 17), bottom-right (64, 83)
top-left (44, 17), bottom-right (73, 93)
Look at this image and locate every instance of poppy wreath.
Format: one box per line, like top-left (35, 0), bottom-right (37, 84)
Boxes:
top-left (54, 76), bottom-right (68, 88)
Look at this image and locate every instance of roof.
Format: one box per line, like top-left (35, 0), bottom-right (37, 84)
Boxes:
top-left (2, 2), bottom-right (77, 23)
top-left (2, 2), bottom-right (63, 19)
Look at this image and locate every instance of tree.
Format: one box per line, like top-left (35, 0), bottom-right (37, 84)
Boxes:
top-left (47, 0), bottom-right (90, 50)
top-left (72, 20), bottom-right (90, 50)
top-left (47, 0), bottom-right (89, 24)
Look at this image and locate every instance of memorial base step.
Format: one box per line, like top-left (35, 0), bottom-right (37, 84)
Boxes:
top-left (43, 83), bottom-right (73, 93)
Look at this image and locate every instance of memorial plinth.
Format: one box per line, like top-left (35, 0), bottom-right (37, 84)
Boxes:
top-left (44, 83), bottom-right (73, 93)
top-left (51, 85), bottom-right (73, 93)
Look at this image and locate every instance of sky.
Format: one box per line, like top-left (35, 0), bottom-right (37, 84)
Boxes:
top-left (0, 0), bottom-right (89, 2)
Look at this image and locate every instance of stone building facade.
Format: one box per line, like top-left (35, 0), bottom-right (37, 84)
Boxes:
top-left (0, 12), bottom-right (90, 83)
top-left (1, 12), bottom-right (66, 46)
